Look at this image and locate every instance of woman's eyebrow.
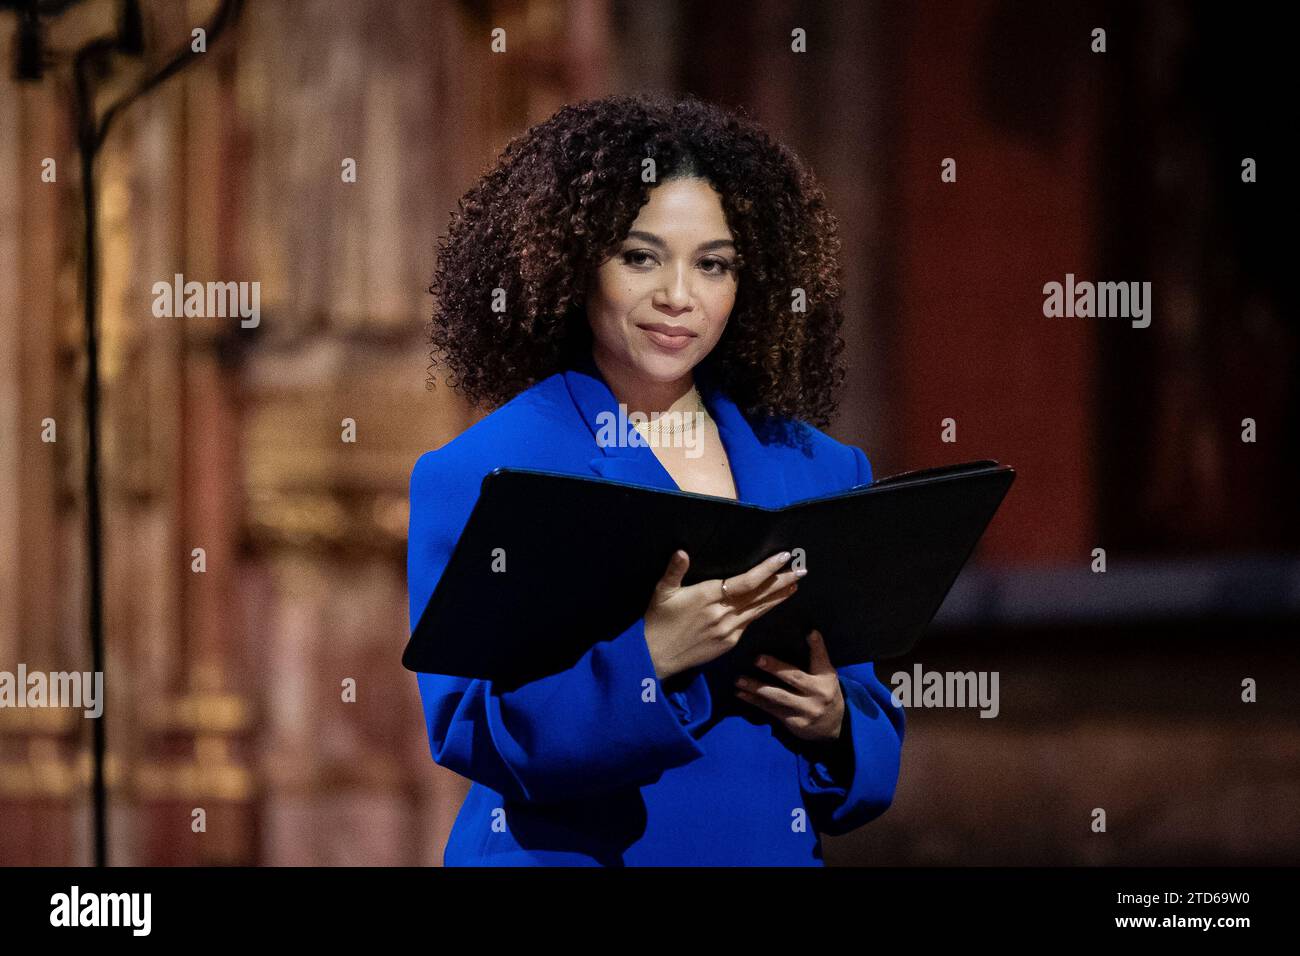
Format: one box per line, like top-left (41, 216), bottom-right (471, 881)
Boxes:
top-left (625, 230), bottom-right (736, 252)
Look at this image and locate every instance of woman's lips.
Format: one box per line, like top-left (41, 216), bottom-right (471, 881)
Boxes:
top-left (639, 325), bottom-right (696, 351)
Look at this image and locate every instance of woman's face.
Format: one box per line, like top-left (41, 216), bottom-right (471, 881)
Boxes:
top-left (586, 176), bottom-right (738, 386)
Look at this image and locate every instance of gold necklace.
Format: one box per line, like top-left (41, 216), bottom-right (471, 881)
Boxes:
top-left (633, 389), bottom-right (708, 437)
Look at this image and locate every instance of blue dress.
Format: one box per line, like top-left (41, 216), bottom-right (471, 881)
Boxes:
top-left (406, 355), bottom-right (905, 865)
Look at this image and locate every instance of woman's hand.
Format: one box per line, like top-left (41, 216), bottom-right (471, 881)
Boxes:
top-left (644, 550), bottom-right (804, 682)
top-left (733, 630), bottom-right (846, 742)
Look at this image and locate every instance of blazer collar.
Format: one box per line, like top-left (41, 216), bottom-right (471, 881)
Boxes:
top-left (561, 353), bottom-right (790, 508)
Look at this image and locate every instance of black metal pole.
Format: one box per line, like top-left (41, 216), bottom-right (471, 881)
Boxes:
top-left (73, 49), bottom-right (110, 868)
top-left (71, 20), bottom-right (142, 866)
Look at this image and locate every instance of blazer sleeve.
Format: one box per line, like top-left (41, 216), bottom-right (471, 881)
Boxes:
top-left (795, 444), bottom-right (907, 836)
top-left (407, 449), bottom-right (713, 806)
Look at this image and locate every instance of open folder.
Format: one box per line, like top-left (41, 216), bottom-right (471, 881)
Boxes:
top-left (404, 459), bottom-right (1015, 684)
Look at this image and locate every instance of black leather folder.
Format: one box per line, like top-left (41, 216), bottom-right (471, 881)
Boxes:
top-left (403, 459), bottom-right (1015, 684)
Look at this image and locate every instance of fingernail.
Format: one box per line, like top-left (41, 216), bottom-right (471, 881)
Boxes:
top-left (755, 656), bottom-right (768, 667)
top-left (794, 568), bottom-right (807, 577)
top-left (778, 551), bottom-right (791, 561)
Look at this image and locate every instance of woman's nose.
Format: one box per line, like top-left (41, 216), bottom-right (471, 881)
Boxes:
top-left (657, 265), bottom-right (693, 310)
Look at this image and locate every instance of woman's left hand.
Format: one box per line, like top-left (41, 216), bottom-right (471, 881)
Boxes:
top-left (733, 630), bottom-right (845, 742)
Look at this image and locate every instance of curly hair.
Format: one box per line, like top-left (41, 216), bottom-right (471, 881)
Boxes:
top-left (427, 92), bottom-right (848, 429)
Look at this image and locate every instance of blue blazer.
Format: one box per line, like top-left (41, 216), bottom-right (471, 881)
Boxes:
top-left (407, 355), bottom-right (905, 865)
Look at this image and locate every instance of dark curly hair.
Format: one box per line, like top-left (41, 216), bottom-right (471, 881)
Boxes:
top-left (427, 92), bottom-right (848, 429)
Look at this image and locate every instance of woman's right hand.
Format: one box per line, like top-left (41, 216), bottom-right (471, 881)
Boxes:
top-left (643, 550), bottom-right (805, 682)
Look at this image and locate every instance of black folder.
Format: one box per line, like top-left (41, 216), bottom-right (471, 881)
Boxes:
top-left (403, 459), bottom-right (1015, 684)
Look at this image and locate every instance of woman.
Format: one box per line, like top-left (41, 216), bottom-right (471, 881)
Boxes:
top-left (408, 93), bottom-right (905, 866)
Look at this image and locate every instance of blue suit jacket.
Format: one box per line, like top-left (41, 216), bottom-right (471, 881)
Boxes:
top-left (406, 355), bottom-right (906, 865)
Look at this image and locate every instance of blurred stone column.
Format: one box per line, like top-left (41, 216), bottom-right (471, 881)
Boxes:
top-left (0, 23), bottom-right (89, 865)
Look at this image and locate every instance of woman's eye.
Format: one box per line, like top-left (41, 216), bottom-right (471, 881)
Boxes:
top-left (620, 251), bottom-right (734, 274)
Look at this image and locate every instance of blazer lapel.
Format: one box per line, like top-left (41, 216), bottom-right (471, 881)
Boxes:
top-left (697, 367), bottom-right (790, 508)
top-left (561, 354), bottom-right (790, 508)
